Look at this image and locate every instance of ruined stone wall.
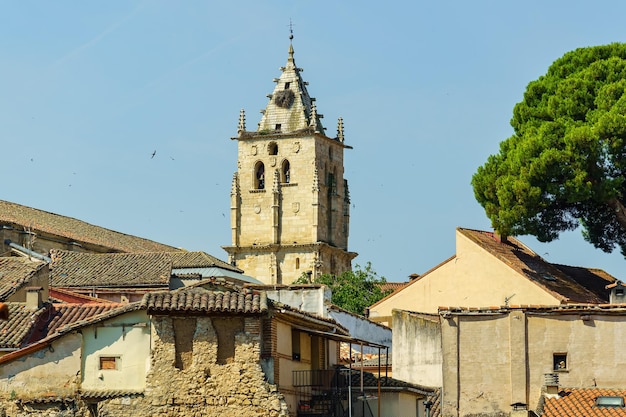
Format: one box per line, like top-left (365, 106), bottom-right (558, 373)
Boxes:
top-left (95, 315), bottom-right (290, 417)
top-left (0, 315), bottom-right (290, 417)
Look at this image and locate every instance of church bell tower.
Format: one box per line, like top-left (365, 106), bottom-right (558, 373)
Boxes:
top-left (223, 35), bottom-right (357, 285)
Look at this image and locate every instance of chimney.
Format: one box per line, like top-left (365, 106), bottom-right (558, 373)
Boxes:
top-left (494, 230), bottom-right (508, 244)
top-left (26, 286), bottom-right (43, 310)
top-left (544, 373), bottom-right (560, 397)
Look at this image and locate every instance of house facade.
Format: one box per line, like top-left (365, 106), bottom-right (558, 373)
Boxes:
top-left (0, 285), bottom-right (351, 417)
top-left (370, 228), bottom-right (615, 326)
top-left (393, 305), bottom-right (626, 417)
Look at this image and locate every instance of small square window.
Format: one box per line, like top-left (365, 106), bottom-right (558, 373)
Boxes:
top-left (275, 124), bottom-right (281, 131)
top-left (99, 356), bottom-right (120, 370)
top-left (553, 353), bottom-right (567, 371)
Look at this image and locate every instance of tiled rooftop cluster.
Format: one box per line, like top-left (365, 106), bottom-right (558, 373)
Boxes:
top-left (50, 250), bottom-right (172, 288)
top-left (0, 200), bottom-right (177, 253)
top-left (142, 287), bottom-right (268, 314)
top-left (0, 257), bottom-right (46, 299)
top-left (543, 388), bottom-right (626, 417)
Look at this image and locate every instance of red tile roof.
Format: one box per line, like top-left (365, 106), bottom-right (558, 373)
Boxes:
top-left (0, 304), bottom-right (46, 348)
top-left (0, 257), bottom-right (47, 300)
top-left (142, 287), bottom-right (268, 314)
top-left (0, 200), bottom-right (177, 253)
top-left (50, 250), bottom-right (171, 288)
top-left (543, 388), bottom-right (626, 417)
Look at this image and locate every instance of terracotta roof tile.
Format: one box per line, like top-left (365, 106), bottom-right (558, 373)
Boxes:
top-left (170, 251), bottom-right (241, 272)
top-left (0, 200), bottom-right (177, 253)
top-left (458, 228), bottom-right (613, 304)
top-left (0, 257), bottom-right (46, 300)
top-left (50, 250), bottom-right (171, 288)
top-left (0, 303), bottom-right (46, 348)
top-left (142, 287), bottom-right (267, 314)
top-left (543, 388), bottom-right (626, 417)
top-left (44, 303), bottom-right (126, 335)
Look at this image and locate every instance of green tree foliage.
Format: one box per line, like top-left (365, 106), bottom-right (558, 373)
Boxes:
top-left (472, 43), bottom-right (626, 255)
top-left (295, 263), bottom-right (392, 315)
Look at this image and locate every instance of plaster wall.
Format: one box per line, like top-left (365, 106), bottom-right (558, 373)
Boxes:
top-left (81, 310), bottom-right (151, 391)
top-left (371, 229), bottom-right (560, 322)
top-left (392, 310), bottom-right (442, 387)
top-left (0, 333), bottom-right (82, 399)
top-left (329, 309), bottom-right (392, 354)
top-left (439, 310), bottom-right (626, 417)
top-left (266, 286), bottom-right (330, 317)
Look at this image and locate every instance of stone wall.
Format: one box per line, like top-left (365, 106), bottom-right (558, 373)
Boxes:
top-left (95, 315), bottom-right (290, 417)
top-left (0, 315), bottom-right (290, 417)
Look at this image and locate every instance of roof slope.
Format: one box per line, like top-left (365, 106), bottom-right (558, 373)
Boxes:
top-left (0, 200), bottom-right (177, 253)
top-left (256, 41), bottom-right (324, 134)
top-left (543, 388), bottom-right (626, 417)
top-left (0, 304), bottom-right (46, 348)
top-left (0, 257), bottom-right (46, 300)
top-left (50, 250), bottom-right (171, 288)
top-left (458, 228), bottom-right (614, 303)
top-left (170, 251), bottom-right (241, 272)
top-left (142, 286), bottom-right (268, 314)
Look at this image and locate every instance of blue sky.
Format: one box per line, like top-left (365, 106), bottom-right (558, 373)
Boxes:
top-left (3, 1), bottom-right (626, 282)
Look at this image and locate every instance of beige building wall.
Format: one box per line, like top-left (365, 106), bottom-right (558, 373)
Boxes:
top-left (392, 310), bottom-right (442, 388)
top-left (437, 308), bottom-right (626, 417)
top-left (0, 333), bottom-right (82, 400)
top-left (81, 310), bottom-right (151, 392)
top-left (370, 229), bottom-right (561, 324)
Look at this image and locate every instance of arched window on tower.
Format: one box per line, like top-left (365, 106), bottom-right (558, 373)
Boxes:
top-left (268, 142), bottom-right (278, 155)
top-left (282, 159), bottom-right (291, 183)
top-left (255, 162), bottom-right (265, 190)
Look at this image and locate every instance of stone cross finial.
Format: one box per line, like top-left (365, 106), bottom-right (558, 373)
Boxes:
top-left (238, 109), bottom-right (246, 135)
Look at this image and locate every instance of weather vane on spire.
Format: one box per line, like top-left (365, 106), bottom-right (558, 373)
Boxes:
top-left (289, 19), bottom-right (294, 41)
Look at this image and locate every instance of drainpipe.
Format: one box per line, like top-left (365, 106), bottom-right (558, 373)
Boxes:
top-left (424, 399), bottom-right (433, 417)
top-left (4, 239), bottom-right (51, 263)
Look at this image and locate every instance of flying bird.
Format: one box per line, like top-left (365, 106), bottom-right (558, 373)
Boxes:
top-left (151, 150), bottom-right (156, 159)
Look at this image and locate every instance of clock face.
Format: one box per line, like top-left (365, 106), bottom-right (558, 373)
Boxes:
top-left (274, 89), bottom-right (295, 108)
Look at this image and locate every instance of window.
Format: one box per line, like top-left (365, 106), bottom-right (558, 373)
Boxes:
top-left (268, 142), bottom-right (278, 155)
top-left (255, 162), bottom-right (265, 189)
top-left (275, 124), bottom-right (281, 131)
top-left (282, 160), bottom-right (291, 183)
top-left (553, 353), bottom-right (567, 371)
top-left (292, 329), bottom-right (301, 361)
top-left (295, 257), bottom-right (300, 270)
top-left (285, 82), bottom-right (290, 89)
top-left (99, 356), bottom-right (120, 370)
top-left (596, 396), bottom-right (625, 407)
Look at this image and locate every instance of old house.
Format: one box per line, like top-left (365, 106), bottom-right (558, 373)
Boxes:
top-left (0, 284), bottom-right (350, 416)
top-left (370, 227), bottom-right (616, 326)
top-left (393, 304), bottom-right (626, 417)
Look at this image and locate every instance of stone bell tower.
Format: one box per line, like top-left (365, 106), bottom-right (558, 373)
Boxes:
top-left (223, 36), bottom-right (357, 285)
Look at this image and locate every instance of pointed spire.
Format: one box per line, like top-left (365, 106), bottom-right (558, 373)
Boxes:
top-left (337, 117), bottom-right (344, 142)
top-left (238, 109), bottom-right (246, 136)
top-left (256, 34), bottom-right (325, 134)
